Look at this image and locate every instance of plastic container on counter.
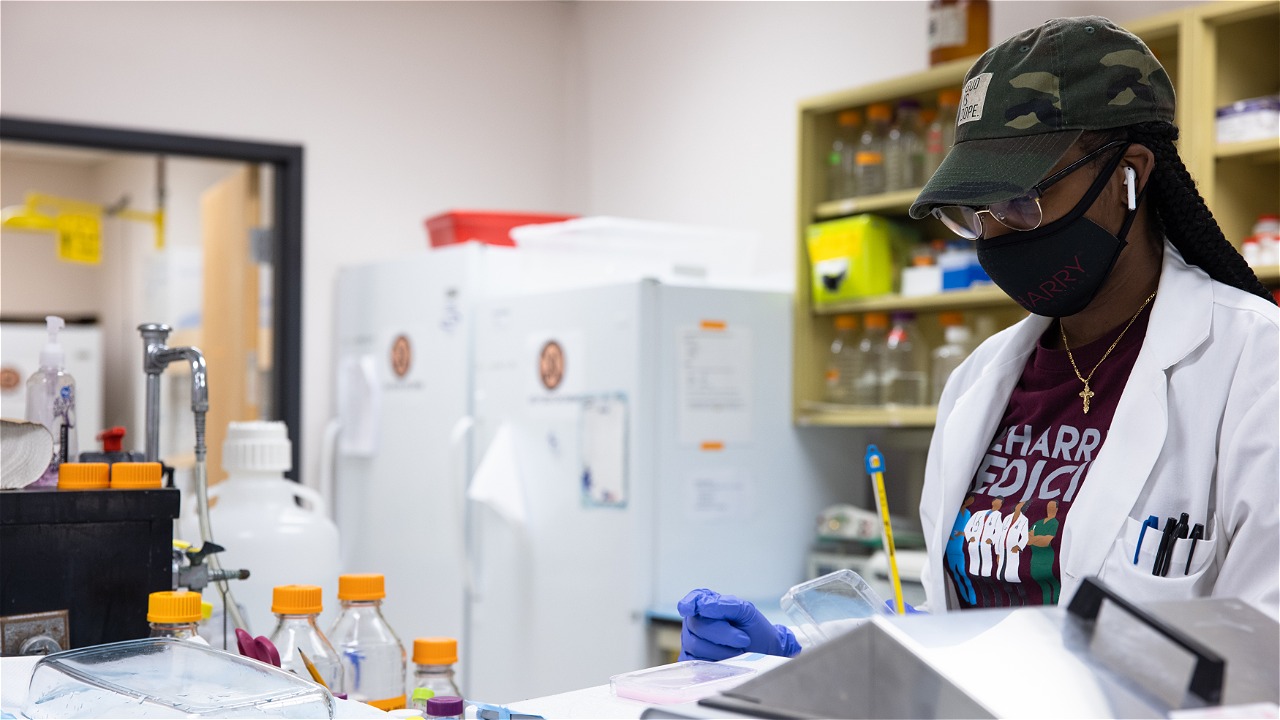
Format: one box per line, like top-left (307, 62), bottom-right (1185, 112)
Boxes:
top-left (610, 661), bottom-right (757, 704)
top-left (780, 569), bottom-right (893, 646)
top-left (22, 637), bottom-right (335, 719)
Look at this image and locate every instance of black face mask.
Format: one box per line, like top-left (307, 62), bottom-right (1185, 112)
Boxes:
top-left (975, 149), bottom-right (1143, 318)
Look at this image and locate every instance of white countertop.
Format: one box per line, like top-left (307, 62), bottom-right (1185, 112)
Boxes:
top-left (506, 654), bottom-right (789, 720)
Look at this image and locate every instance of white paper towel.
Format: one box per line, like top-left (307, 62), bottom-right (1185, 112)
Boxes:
top-left (468, 423), bottom-right (527, 528)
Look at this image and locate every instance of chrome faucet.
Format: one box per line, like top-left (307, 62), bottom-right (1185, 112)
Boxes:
top-left (138, 324), bottom-right (209, 463)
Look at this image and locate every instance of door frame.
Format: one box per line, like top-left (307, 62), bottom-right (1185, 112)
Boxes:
top-left (0, 116), bottom-right (305, 480)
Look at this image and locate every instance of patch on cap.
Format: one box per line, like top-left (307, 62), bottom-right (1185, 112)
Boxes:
top-left (957, 73), bottom-right (993, 127)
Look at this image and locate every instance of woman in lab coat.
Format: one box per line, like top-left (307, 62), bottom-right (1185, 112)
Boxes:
top-left (678, 16), bottom-right (1277, 662)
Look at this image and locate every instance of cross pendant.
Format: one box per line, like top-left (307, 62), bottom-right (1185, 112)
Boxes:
top-left (1079, 383), bottom-right (1095, 414)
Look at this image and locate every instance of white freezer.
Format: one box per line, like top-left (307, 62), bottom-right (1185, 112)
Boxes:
top-left (467, 281), bottom-right (847, 703)
top-left (332, 246), bottom-right (483, 651)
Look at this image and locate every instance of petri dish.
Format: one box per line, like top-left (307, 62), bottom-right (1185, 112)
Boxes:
top-left (610, 661), bottom-right (756, 704)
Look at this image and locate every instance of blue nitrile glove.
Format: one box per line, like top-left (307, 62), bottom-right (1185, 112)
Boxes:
top-left (884, 599), bottom-right (924, 614)
top-left (677, 588), bottom-right (802, 662)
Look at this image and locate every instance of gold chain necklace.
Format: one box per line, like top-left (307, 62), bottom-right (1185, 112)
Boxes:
top-left (1059, 291), bottom-right (1156, 414)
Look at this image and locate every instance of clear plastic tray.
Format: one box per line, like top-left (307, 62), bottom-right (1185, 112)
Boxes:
top-left (780, 569), bottom-right (892, 646)
top-left (609, 661), bottom-right (756, 704)
top-left (24, 637), bottom-right (335, 718)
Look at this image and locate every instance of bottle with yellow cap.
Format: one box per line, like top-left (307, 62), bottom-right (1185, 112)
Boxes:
top-left (411, 637), bottom-right (461, 705)
top-left (329, 574), bottom-right (406, 710)
top-left (268, 585), bottom-right (344, 692)
top-left (147, 590), bottom-right (208, 644)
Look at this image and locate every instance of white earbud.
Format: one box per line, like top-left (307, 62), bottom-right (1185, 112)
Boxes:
top-left (1124, 167), bottom-right (1137, 210)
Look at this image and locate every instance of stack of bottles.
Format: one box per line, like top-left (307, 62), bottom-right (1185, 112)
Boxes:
top-left (823, 89), bottom-right (961, 202)
top-left (824, 311), bottom-right (974, 407)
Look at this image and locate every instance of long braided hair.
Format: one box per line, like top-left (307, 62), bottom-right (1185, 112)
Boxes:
top-left (1083, 122), bottom-right (1275, 304)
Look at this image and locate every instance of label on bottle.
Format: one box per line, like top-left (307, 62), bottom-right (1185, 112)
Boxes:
top-left (366, 695), bottom-right (407, 711)
top-left (826, 368), bottom-right (840, 384)
top-left (855, 151), bottom-right (884, 166)
top-left (928, 5), bottom-right (968, 51)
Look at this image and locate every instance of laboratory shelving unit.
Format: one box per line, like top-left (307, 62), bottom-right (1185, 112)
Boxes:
top-left (792, 1), bottom-right (1280, 429)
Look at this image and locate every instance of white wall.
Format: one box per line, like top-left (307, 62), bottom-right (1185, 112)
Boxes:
top-left (1, 1), bottom-right (575, 485)
top-left (1, 0), bottom-right (1205, 485)
top-left (571, 0), bottom-right (1207, 279)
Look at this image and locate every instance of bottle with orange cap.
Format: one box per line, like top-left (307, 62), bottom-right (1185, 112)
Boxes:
top-left (824, 315), bottom-right (862, 404)
top-left (268, 584), bottom-right (344, 692)
top-left (931, 312), bottom-right (973, 404)
top-left (854, 104), bottom-right (893, 197)
top-left (826, 110), bottom-right (862, 201)
top-left (924, 89), bottom-right (962, 179)
top-left (148, 590), bottom-right (208, 644)
top-left (853, 312), bottom-right (891, 405)
top-left (329, 573), bottom-right (406, 710)
top-left (410, 637), bottom-right (462, 707)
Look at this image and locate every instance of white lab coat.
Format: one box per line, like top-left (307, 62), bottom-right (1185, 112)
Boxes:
top-left (920, 242), bottom-right (1280, 616)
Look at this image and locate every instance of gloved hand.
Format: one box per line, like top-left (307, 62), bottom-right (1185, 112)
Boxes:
top-left (677, 588), bottom-right (802, 662)
top-left (884, 599), bottom-right (925, 615)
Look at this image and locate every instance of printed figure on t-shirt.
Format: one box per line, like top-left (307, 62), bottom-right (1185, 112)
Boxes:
top-left (1029, 500), bottom-right (1061, 604)
top-left (980, 498), bottom-right (1004, 578)
top-left (1000, 501), bottom-right (1029, 583)
top-left (947, 495), bottom-right (977, 605)
top-left (965, 504), bottom-right (991, 577)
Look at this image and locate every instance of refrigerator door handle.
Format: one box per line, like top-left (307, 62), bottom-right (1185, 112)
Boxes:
top-left (451, 416), bottom-right (478, 599)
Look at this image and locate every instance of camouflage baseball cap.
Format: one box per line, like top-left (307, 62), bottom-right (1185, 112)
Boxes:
top-left (909, 16), bottom-right (1174, 219)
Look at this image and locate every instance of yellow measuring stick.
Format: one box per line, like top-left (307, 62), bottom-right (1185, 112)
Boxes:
top-left (865, 445), bottom-right (905, 615)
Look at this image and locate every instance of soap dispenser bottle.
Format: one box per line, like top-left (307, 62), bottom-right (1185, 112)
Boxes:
top-left (26, 316), bottom-right (77, 487)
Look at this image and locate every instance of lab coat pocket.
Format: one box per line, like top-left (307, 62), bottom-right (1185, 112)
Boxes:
top-left (1104, 516), bottom-right (1218, 604)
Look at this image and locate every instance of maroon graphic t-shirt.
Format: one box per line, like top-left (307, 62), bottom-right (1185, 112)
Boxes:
top-left (944, 304), bottom-right (1152, 608)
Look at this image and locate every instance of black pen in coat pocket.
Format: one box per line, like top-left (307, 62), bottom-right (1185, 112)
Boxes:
top-left (1184, 523), bottom-right (1205, 575)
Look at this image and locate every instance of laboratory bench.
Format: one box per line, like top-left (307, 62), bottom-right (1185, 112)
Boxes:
top-left (520, 588), bottom-right (1279, 720)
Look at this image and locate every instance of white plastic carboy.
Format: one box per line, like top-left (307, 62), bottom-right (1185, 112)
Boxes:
top-left (182, 421), bottom-right (340, 635)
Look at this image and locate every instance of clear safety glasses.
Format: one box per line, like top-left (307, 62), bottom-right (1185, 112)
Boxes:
top-left (931, 140), bottom-right (1129, 240)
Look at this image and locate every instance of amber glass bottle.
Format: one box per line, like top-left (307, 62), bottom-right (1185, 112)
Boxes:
top-left (928, 0), bottom-right (990, 66)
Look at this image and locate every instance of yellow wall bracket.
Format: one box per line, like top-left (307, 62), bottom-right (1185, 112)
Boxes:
top-left (1, 191), bottom-right (166, 264)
